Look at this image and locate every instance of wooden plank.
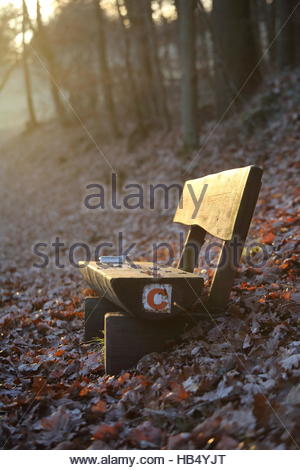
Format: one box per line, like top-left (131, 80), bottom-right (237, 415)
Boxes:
top-left (208, 166), bottom-right (263, 310)
top-left (80, 261), bottom-right (204, 320)
top-left (84, 296), bottom-right (119, 341)
top-left (178, 225), bottom-right (206, 272)
top-left (174, 165), bottom-right (260, 240)
top-left (80, 261), bottom-right (200, 279)
top-left (104, 312), bottom-right (199, 375)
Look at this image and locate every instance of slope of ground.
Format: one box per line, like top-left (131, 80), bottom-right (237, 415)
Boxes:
top-left (0, 70), bottom-right (299, 449)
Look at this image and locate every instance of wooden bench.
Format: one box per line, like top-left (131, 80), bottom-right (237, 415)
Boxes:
top-left (80, 165), bottom-right (263, 374)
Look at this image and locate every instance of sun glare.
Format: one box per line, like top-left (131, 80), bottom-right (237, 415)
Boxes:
top-left (4, 0), bottom-right (117, 20)
top-left (3, 0), bottom-right (211, 22)
top-left (3, 0), bottom-right (55, 20)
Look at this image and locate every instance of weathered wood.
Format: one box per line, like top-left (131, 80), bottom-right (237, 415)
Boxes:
top-left (104, 312), bottom-right (199, 375)
top-left (80, 261), bottom-right (203, 320)
top-left (175, 165), bottom-right (262, 311)
top-left (208, 165), bottom-right (263, 310)
top-left (84, 296), bottom-right (119, 342)
top-left (174, 165), bottom-right (262, 240)
top-left (178, 225), bottom-right (206, 272)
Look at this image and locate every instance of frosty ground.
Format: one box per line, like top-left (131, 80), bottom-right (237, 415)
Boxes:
top-left (0, 71), bottom-right (299, 449)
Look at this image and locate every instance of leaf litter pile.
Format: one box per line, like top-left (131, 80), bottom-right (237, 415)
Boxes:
top-left (0, 71), bottom-right (299, 450)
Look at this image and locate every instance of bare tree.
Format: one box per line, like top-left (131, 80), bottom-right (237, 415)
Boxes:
top-left (124, 0), bottom-right (158, 121)
top-left (276, 0), bottom-right (299, 69)
top-left (115, 0), bottom-right (144, 125)
top-left (94, 0), bottom-right (120, 137)
top-left (22, 0), bottom-right (37, 128)
top-left (212, 0), bottom-right (261, 115)
top-left (144, 1), bottom-right (171, 129)
top-left (36, 0), bottom-right (67, 124)
top-left (294, 1), bottom-right (300, 65)
top-left (176, 0), bottom-right (198, 148)
top-left (266, 0), bottom-right (277, 66)
top-left (157, 0), bottom-right (176, 83)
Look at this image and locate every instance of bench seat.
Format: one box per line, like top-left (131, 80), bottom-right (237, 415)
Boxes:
top-left (79, 261), bottom-right (204, 320)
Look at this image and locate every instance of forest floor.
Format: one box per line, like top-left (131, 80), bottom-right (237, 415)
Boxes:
top-left (0, 70), bottom-right (299, 450)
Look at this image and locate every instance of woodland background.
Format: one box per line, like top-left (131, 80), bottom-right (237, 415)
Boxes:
top-left (0, 0), bottom-right (300, 450)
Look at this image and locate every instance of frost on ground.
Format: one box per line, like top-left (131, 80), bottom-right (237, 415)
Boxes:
top-left (0, 71), bottom-right (299, 449)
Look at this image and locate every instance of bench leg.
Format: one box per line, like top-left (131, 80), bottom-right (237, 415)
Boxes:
top-left (104, 313), bottom-right (197, 375)
top-left (84, 296), bottom-right (119, 342)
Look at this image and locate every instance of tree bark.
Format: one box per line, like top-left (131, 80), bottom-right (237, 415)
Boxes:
top-left (176, 0), bottom-right (198, 148)
top-left (115, 0), bottom-right (144, 125)
top-left (277, 0), bottom-right (299, 69)
top-left (22, 0), bottom-right (37, 128)
top-left (293, 1), bottom-right (300, 65)
top-left (94, 0), bottom-right (120, 138)
top-left (158, 0), bottom-right (176, 82)
top-left (36, 0), bottom-right (67, 124)
top-left (144, 2), bottom-right (171, 129)
top-left (266, 0), bottom-right (277, 66)
top-left (124, 0), bottom-right (157, 121)
top-left (212, 0), bottom-right (261, 115)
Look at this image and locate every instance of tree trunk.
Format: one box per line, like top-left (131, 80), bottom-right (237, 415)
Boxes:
top-left (250, 1), bottom-right (262, 56)
top-left (124, 0), bottom-right (157, 121)
top-left (115, 0), bottom-right (144, 125)
top-left (176, 0), bottom-right (198, 148)
top-left (250, 0), bottom-right (270, 73)
top-left (36, 0), bottom-right (67, 124)
top-left (293, 1), bottom-right (300, 66)
top-left (212, 0), bottom-right (261, 116)
top-left (144, 2), bottom-right (171, 129)
top-left (22, 0), bottom-right (37, 128)
top-left (277, 0), bottom-right (299, 69)
top-left (94, 0), bottom-right (120, 138)
top-left (266, 0), bottom-right (277, 66)
top-left (158, 1), bottom-right (176, 83)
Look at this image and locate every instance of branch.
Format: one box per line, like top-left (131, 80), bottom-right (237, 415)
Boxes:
top-left (0, 61), bottom-right (18, 93)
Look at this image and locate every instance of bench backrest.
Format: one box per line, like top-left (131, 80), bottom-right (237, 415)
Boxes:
top-left (174, 165), bottom-right (263, 311)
